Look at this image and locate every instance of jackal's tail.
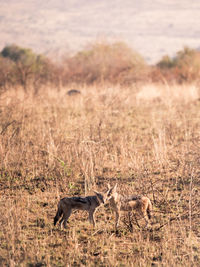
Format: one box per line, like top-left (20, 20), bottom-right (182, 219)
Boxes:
top-left (147, 199), bottom-right (153, 220)
top-left (54, 204), bottom-right (63, 226)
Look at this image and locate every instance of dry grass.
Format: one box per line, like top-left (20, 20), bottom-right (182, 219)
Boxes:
top-left (0, 83), bottom-right (200, 266)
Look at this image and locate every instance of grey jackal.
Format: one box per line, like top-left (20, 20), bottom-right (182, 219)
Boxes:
top-left (54, 191), bottom-right (107, 228)
top-left (106, 184), bottom-right (152, 229)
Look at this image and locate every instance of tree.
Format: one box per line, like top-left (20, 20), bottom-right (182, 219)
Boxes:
top-left (1, 45), bottom-right (49, 92)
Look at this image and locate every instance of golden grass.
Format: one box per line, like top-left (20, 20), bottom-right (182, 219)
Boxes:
top-left (0, 83), bottom-right (200, 266)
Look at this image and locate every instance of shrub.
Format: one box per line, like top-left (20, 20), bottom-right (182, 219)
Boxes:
top-left (157, 47), bottom-right (200, 83)
top-left (0, 56), bottom-right (15, 92)
top-left (62, 41), bottom-right (149, 84)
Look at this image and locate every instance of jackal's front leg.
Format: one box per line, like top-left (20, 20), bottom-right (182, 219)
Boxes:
top-left (88, 210), bottom-right (96, 227)
top-left (115, 210), bottom-right (120, 230)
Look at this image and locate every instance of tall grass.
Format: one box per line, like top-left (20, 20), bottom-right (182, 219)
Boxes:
top-left (0, 83), bottom-right (200, 266)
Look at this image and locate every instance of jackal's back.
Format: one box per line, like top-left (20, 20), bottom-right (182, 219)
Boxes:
top-left (59, 195), bottom-right (100, 211)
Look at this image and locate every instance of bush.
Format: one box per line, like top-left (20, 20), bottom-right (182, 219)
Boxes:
top-left (0, 56), bottom-right (15, 92)
top-left (157, 47), bottom-right (200, 83)
top-left (62, 41), bottom-right (149, 84)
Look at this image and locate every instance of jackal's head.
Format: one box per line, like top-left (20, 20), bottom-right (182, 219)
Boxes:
top-left (94, 184), bottom-right (117, 205)
top-left (94, 191), bottom-right (106, 205)
top-left (104, 183), bottom-right (118, 202)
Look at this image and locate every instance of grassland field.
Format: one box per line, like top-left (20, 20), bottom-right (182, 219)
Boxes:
top-left (0, 83), bottom-right (200, 266)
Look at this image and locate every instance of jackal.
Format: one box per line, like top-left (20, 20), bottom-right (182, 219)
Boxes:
top-left (106, 184), bottom-right (152, 229)
top-left (54, 191), bottom-right (107, 228)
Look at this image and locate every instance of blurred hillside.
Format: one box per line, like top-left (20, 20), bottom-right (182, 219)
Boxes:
top-left (0, 0), bottom-right (200, 63)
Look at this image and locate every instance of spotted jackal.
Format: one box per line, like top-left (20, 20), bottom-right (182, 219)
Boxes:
top-left (106, 184), bottom-right (152, 229)
top-left (54, 191), bottom-right (107, 228)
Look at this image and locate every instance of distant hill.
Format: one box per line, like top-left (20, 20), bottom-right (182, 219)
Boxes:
top-left (0, 0), bottom-right (200, 63)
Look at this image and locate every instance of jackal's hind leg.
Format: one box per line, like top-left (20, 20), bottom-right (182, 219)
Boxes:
top-left (140, 211), bottom-right (150, 228)
top-left (115, 210), bottom-right (120, 230)
top-left (61, 208), bottom-right (72, 229)
top-left (59, 215), bottom-right (64, 228)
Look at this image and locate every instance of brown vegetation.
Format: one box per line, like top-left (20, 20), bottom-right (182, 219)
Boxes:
top-left (1, 43), bottom-right (200, 93)
top-left (0, 83), bottom-right (200, 266)
top-left (61, 41), bottom-right (149, 85)
top-left (157, 47), bottom-right (200, 84)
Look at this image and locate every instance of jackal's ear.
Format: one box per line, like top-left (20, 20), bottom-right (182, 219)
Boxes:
top-left (107, 183), bottom-right (111, 189)
top-left (94, 191), bottom-right (104, 203)
top-left (113, 183), bottom-right (118, 191)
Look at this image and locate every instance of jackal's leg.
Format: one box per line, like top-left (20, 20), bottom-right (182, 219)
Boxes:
top-left (61, 208), bottom-right (72, 229)
top-left (115, 210), bottom-right (120, 229)
top-left (59, 215), bottom-right (64, 228)
top-left (144, 212), bottom-right (150, 227)
top-left (88, 209), bottom-right (96, 227)
top-left (140, 210), bottom-right (149, 228)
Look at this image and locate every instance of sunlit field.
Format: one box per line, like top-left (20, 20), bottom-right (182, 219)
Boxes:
top-left (0, 83), bottom-right (200, 266)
